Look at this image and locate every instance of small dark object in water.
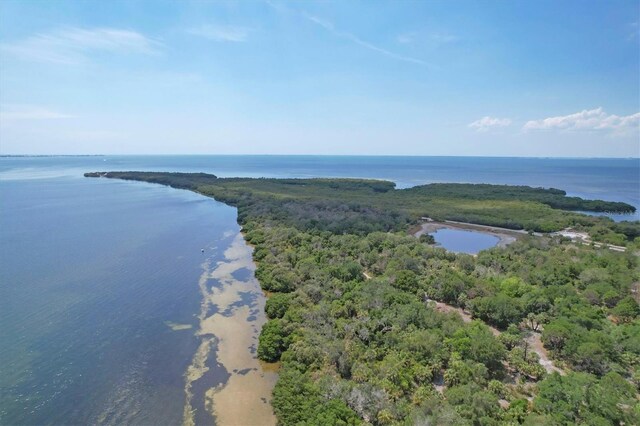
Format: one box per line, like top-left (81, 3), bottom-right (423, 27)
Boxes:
top-left (201, 248), bottom-right (204, 253)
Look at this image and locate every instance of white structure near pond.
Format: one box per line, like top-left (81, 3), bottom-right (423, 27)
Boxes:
top-left (553, 228), bottom-right (626, 252)
top-left (553, 228), bottom-right (590, 242)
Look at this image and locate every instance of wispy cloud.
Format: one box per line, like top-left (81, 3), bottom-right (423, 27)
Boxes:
top-left (187, 25), bottom-right (252, 42)
top-left (0, 104), bottom-right (76, 121)
top-left (302, 13), bottom-right (428, 66)
top-left (523, 107), bottom-right (640, 135)
top-left (0, 27), bottom-right (161, 64)
top-left (264, 1), bottom-right (427, 65)
top-left (468, 116), bottom-right (511, 132)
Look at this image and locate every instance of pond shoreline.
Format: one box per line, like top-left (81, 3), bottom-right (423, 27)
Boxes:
top-left (413, 220), bottom-right (520, 249)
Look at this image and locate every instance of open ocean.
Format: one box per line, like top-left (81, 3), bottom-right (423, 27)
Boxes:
top-left (1, 155), bottom-right (638, 425)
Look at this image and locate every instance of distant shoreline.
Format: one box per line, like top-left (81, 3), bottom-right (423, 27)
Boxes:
top-left (2, 154), bottom-right (639, 160)
top-left (0, 154), bottom-right (105, 157)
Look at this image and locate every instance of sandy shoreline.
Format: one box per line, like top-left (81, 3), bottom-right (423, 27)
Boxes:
top-left (413, 221), bottom-right (519, 248)
top-left (183, 232), bottom-right (277, 426)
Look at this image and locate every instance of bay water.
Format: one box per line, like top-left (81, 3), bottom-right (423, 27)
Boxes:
top-left (1, 155), bottom-right (638, 424)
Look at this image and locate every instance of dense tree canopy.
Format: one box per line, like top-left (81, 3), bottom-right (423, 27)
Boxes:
top-left (85, 171), bottom-right (639, 242)
top-left (87, 172), bottom-right (640, 425)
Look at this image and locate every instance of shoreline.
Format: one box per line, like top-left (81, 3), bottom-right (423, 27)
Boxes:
top-left (182, 232), bottom-right (277, 426)
top-left (413, 220), bottom-right (520, 248)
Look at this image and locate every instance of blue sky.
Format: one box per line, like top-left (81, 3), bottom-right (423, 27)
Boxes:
top-left (0, 0), bottom-right (638, 157)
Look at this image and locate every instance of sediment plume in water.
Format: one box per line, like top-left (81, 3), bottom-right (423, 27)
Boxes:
top-left (183, 233), bottom-right (277, 426)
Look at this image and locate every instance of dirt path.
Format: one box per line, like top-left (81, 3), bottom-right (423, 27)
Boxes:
top-left (425, 299), bottom-right (500, 336)
top-left (427, 298), bottom-right (564, 375)
top-left (525, 332), bottom-right (565, 375)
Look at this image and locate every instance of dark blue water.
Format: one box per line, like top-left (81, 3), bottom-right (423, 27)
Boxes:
top-left (431, 229), bottom-right (500, 254)
top-left (0, 172), bottom-right (240, 425)
top-left (0, 155), bottom-right (638, 424)
top-left (2, 155), bottom-right (638, 219)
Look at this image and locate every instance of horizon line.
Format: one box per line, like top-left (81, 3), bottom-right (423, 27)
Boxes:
top-left (1, 153), bottom-right (639, 160)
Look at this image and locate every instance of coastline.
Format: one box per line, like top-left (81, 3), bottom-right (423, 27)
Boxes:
top-left (183, 232), bottom-right (277, 426)
top-left (80, 171), bottom-right (640, 424)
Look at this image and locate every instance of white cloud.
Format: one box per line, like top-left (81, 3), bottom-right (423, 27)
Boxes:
top-left (265, 2), bottom-right (427, 65)
top-left (0, 27), bottom-right (161, 64)
top-left (0, 105), bottom-right (75, 121)
top-left (187, 25), bottom-right (252, 42)
top-left (468, 116), bottom-right (511, 132)
top-left (302, 13), bottom-right (428, 66)
top-left (523, 107), bottom-right (640, 134)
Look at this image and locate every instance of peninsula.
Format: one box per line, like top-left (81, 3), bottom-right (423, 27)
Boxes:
top-left (86, 172), bottom-right (640, 425)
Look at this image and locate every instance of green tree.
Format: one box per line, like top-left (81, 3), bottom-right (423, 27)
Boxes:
top-left (542, 318), bottom-right (573, 352)
top-left (419, 233), bottom-right (436, 245)
top-left (448, 321), bottom-right (505, 372)
top-left (258, 319), bottom-right (289, 362)
top-left (265, 293), bottom-right (292, 319)
top-left (612, 296), bottom-right (639, 322)
top-left (534, 372), bottom-right (594, 424)
top-left (393, 270), bottom-right (419, 292)
top-left (445, 383), bottom-right (499, 425)
top-left (572, 342), bottom-right (608, 375)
